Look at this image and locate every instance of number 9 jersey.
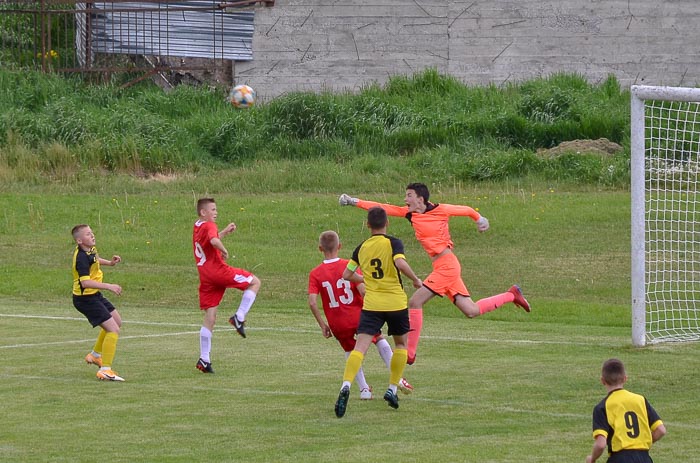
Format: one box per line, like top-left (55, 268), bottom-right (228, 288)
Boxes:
top-left (591, 388), bottom-right (663, 456)
top-left (193, 219), bottom-right (253, 309)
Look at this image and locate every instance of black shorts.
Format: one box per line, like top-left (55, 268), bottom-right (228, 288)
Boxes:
top-left (73, 292), bottom-right (116, 327)
top-left (357, 308), bottom-right (410, 337)
top-left (608, 450), bottom-right (653, 463)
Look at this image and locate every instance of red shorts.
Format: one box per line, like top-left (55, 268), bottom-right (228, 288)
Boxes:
top-left (198, 266), bottom-right (254, 310)
top-left (333, 325), bottom-right (382, 352)
top-left (423, 252), bottom-right (470, 302)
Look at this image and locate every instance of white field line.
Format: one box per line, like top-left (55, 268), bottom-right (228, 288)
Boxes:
top-left (1, 314), bottom-right (696, 431)
top-left (186, 385), bottom-right (700, 431)
top-left (0, 313), bottom-right (619, 349)
top-left (0, 331), bottom-right (200, 349)
top-left (0, 371), bottom-right (696, 432)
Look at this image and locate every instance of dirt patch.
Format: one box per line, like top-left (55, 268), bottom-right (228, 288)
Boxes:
top-left (537, 138), bottom-right (623, 158)
top-left (140, 173), bottom-right (182, 183)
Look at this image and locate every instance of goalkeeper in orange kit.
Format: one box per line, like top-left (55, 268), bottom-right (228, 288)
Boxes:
top-left (339, 182), bottom-right (530, 365)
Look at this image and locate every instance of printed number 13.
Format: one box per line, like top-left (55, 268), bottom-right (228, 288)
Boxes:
top-left (321, 279), bottom-right (354, 308)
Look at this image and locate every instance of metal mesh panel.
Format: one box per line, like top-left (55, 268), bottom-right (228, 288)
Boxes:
top-left (1, 0), bottom-right (271, 83)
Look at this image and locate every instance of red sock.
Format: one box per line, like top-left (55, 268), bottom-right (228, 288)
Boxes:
top-left (477, 292), bottom-right (515, 315)
top-left (407, 308), bottom-right (423, 364)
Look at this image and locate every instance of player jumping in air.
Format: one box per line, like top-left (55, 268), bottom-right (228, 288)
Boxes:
top-left (339, 183), bottom-right (530, 364)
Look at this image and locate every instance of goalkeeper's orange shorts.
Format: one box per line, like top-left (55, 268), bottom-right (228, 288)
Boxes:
top-left (422, 252), bottom-right (470, 303)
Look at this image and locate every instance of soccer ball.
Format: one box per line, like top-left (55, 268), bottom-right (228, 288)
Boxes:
top-left (228, 84), bottom-right (256, 108)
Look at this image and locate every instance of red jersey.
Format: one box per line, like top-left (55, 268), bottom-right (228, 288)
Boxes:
top-left (193, 220), bottom-right (228, 281)
top-left (308, 258), bottom-right (364, 334)
top-left (357, 200), bottom-right (481, 257)
top-left (193, 219), bottom-right (254, 310)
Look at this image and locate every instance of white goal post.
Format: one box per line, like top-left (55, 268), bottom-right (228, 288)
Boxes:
top-left (631, 85), bottom-right (700, 346)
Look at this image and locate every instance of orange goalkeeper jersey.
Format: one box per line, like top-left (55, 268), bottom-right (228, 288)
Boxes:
top-left (356, 200), bottom-right (481, 257)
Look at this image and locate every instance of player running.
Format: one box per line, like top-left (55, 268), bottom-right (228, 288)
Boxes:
top-left (339, 182), bottom-right (530, 364)
top-left (308, 230), bottom-right (413, 400)
top-left (334, 207), bottom-right (422, 417)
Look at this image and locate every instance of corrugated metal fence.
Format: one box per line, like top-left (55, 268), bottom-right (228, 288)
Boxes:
top-left (0, 0), bottom-right (273, 85)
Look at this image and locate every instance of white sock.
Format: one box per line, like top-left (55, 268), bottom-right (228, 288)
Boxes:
top-left (200, 327), bottom-right (212, 362)
top-left (235, 289), bottom-right (257, 321)
top-left (389, 384), bottom-right (398, 394)
top-left (375, 338), bottom-right (394, 369)
top-left (355, 367), bottom-right (369, 390)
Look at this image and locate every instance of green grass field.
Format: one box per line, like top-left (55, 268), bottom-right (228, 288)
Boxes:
top-left (1, 185), bottom-right (699, 462)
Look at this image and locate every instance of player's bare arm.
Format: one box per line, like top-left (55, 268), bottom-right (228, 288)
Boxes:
top-left (98, 255), bottom-right (121, 266)
top-left (345, 272), bottom-right (364, 285)
top-left (395, 258), bottom-right (422, 289)
top-left (585, 435), bottom-right (606, 463)
top-left (80, 278), bottom-right (122, 296)
top-left (307, 294), bottom-right (332, 338)
top-left (219, 222), bottom-right (237, 237)
top-left (652, 423), bottom-right (667, 442)
top-left (356, 282), bottom-right (366, 297)
top-left (341, 267), bottom-right (356, 282)
top-left (210, 237), bottom-right (229, 259)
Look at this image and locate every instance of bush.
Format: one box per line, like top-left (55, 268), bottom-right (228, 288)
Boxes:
top-left (0, 68), bottom-right (633, 186)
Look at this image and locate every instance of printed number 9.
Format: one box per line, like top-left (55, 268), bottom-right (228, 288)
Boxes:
top-left (194, 242), bottom-right (206, 266)
top-left (624, 411), bottom-right (640, 438)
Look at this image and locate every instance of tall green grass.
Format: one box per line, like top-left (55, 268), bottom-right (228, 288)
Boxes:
top-left (1, 68), bottom-right (630, 188)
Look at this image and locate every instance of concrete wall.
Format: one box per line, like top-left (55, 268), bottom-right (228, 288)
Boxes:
top-left (236, 0), bottom-right (700, 99)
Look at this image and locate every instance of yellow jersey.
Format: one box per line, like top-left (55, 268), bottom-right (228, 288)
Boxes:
top-left (72, 246), bottom-right (102, 296)
top-left (347, 234), bottom-right (408, 312)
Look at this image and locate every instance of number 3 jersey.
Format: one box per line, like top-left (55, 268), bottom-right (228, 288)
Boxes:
top-left (348, 234), bottom-right (408, 312)
top-left (591, 388), bottom-right (663, 455)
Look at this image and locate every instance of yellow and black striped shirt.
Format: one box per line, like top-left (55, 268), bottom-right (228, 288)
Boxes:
top-left (591, 388), bottom-right (663, 456)
top-left (72, 246), bottom-right (102, 296)
top-left (347, 234), bottom-right (407, 312)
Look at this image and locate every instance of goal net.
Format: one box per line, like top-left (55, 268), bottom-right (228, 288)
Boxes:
top-left (631, 85), bottom-right (700, 346)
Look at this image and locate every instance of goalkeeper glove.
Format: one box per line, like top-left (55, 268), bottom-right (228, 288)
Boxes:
top-left (476, 216), bottom-right (489, 232)
top-left (339, 194), bottom-right (359, 206)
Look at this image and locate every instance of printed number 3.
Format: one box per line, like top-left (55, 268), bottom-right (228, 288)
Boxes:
top-left (370, 258), bottom-right (384, 279)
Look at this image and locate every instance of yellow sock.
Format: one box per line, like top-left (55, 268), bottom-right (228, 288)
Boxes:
top-left (390, 349), bottom-right (408, 386)
top-left (93, 328), bottom-right (107, 355)
top-left (342, 350), bottom-right (365, 384)
top-left (101, 332), bottom-right (119, 367)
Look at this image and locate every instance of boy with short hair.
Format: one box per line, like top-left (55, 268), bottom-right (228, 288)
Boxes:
top-left (71, 224), bottom-right (125, 381)
top-left (193, 198), bottom-right (261, 373)
top-left (308, 230), bottom-right (413, 400)
top-left (334, 207), bottom-right (422, 417)
top-left (586, 358), bottom-right (666, 463)
top-left (340, 183), bottom-right (530, 364)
